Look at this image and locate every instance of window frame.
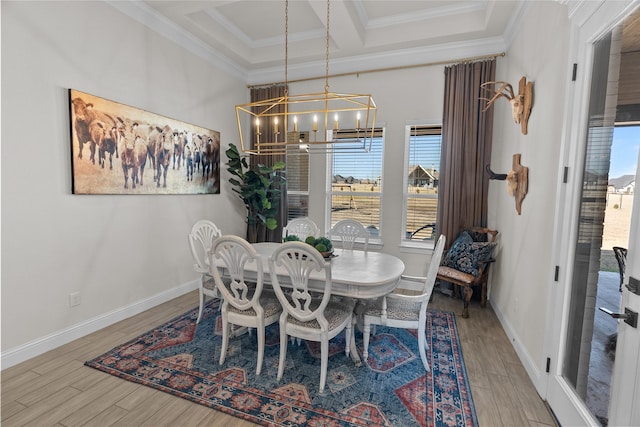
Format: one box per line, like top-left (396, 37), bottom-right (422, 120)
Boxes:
top-left (400, 122), bottom-right (442, 252)
top-left (325, 127), bottom-right (385, 244)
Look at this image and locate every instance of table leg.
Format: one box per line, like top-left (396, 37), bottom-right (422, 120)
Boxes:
top-left (350, 317), bottom-right (362, 367)
top-left (350, 301), bottom-right (366, 367)
top-left (231, 326), bottom-right (249, 337)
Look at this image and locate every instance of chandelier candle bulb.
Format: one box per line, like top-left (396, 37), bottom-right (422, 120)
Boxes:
top-left (313, 115), bottom-right (318, 132)
top-left (293, 116), bottom-right (298, 132)
top-left (356, 112), bottom-right (361, 129)
top-left (334, 113), bottom-right (339, 130)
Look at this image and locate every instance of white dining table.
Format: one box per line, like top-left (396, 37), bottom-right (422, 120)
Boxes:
top-left (251, 242), bottom-right (405, 299)
top-left (215, 242), bottom-right (405, 366)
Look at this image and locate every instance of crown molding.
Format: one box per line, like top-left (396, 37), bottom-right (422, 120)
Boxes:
top-left (246, 36), bottom-right (507, 85)
top-left (104, 0), bottom-right (249, 80)
top-left (105, 0), bottom-right (511, 86)
top-left (502, 1), bottom-right (532, 50)
top-left (365, 0), bottom-right (489, 30)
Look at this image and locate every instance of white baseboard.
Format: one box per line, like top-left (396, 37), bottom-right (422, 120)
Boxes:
top-left (1, 280), bottom-right (199, 370)
top-left (491, 302), bottom-right (548, 396)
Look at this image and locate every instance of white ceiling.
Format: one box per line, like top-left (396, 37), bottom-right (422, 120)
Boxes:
top-left (107, 0), bottom-right (528, 84)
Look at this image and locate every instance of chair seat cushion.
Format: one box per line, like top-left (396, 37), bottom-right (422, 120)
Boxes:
top-left (226, 290), bottom-right (282, 318)
top-left (437, 266), bottom-right (476, 284)
top-left (202, 274), bottom-right (216, 291)
top-left (286, 297), bottom-right (356, 330)
top-left (364, 297), bottom-right (421, 321)
top-left (442, 232), bottom-right (496, 277)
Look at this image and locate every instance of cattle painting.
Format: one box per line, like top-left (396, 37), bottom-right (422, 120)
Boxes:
top-left (69, 89), bottom-right (220, 195)
top-left (155, 126), bottom-right (174, 188)
top-left (72, 97), bottom-right (119, 165)
top-left (120, 136), bottom-right (148, 189)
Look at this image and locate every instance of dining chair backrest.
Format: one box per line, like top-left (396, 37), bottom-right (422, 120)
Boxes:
top-left (613, 246), bottom-right (627, 292)
top-left (330, 219), bottom-right (369, 251)
top-left (422, 234), bottom-right (446, 296)
top-left (268, 241), bottom-right (332, 325)
top-left (283, 218), bottom-right (320, 241)
top-left (209, 235), bottom-right (264, 312)
top-left (189, 220), bottom-right (223, 274)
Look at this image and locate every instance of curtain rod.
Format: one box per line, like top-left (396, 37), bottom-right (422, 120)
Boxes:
top-left (248, 52), bottom-right (505, 89)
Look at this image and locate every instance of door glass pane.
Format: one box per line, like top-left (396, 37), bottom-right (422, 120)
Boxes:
top-left (562, 15), bottom-right (640, 424)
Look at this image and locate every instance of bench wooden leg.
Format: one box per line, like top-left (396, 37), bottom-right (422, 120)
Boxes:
top-left (462, 286), bottom-right (473, 318)
top-left (480, 281), bottom-right (487, 307)
top-left (450, 284), bottom-right (459, 299)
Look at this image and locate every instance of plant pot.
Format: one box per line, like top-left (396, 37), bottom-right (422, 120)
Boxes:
top-left (320, 249), bottom-right (334, 259)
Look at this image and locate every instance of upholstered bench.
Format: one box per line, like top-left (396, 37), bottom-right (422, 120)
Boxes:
top-left (436, 227), bottom-right (498, 318)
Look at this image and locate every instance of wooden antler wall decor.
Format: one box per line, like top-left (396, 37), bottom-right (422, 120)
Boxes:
top-left (481, 76), bottom-right (533, 135)
top-left (485, 154), bottom-right (529, 215)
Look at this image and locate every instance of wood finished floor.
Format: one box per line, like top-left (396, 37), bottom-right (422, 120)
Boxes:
top-left (1, 290), bottom-right (558, 426)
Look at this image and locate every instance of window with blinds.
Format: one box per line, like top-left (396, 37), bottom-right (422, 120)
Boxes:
top-left (285, 146), bottom-right (309, 221)
top-left (329, 129), bottom-right (384, 237)
top-left (403, 125), bottom-right (442, 243)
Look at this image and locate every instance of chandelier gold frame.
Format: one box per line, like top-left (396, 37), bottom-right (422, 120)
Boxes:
top-left (235, 0), bottom-right (377, 155)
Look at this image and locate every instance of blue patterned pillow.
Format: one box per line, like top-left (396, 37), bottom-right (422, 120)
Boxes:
top-left (443, 234), bottom-right (496, 277)
top-left (441, 231), bottom-right (473, 266)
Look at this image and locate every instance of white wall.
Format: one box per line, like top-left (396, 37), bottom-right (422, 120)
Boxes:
top-left (488, 1), bottom-right (571, 392)
top-left (1, 1), bottom-right (248, 362)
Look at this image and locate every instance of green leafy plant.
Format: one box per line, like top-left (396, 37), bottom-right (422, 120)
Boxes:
top-left (283, 234), bottom-right (333, 254)
top-left (314, 236), bottom-right (333, 251)
top-left (226, 143), bottom-right (286, 241)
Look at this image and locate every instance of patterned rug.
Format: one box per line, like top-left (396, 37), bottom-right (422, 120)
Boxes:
top-left (86, 300), bottom-right (477, 426)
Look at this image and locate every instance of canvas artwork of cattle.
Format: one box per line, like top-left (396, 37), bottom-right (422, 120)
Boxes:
top-left (69, 89), bottom-right (220, 195)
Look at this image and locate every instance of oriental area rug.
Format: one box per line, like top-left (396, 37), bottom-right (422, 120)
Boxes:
top-left (86, 300), bottom-right (477, 427)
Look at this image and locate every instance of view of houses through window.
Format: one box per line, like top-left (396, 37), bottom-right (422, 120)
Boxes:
top-left (285, 125), bottom-right (443, 243)
top-left (330, 129), bottom-right (384, 237)
top-left (403, 125), bottom-right (442, 243)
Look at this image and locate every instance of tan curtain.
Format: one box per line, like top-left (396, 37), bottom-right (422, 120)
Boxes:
top-left (436, 60), bottom-right (496, 248)
top-left (250, 85), bottom-right (288, 242)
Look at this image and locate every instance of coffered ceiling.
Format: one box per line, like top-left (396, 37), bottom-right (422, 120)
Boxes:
top-left (107, 0), bottom-right (526, 84)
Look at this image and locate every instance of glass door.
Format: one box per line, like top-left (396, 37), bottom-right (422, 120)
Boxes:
top-left (548, 3), bottom-right (640, 425)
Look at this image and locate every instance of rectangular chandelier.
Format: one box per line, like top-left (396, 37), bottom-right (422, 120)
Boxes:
top-left (236, 91), bottom-right (377, 155)
top-left (235, 0), bottom-right (378, 156)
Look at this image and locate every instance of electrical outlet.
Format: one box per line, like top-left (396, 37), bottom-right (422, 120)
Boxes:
top-left (69, 292), bottom-right (81, 307)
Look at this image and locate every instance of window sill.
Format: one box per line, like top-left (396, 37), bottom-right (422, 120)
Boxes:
top-left (331, 238), bottom-right (384, 251)
top-left (398, 240), bottom-right (436, 254)
top-left (367, 239), bottom-right (384, 251)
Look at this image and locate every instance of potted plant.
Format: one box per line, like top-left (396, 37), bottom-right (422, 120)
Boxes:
top-left (283, 234), bottom-right (334, 258)
top-left (225, 143), bottom-right (286, 243)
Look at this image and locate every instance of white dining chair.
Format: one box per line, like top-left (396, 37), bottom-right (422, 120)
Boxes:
top-left (362, 234), bottom-right (446, 372)
top-left (188, 219), bottom-right (223, 323)
top-left (268, 241), bottom-right (356, 393)
top-left (329, 219), bottom-right (369, 251)
top-left (210, 235), bottom-right (282, 376)
top-left (283, 217), bottom-right (320, 241)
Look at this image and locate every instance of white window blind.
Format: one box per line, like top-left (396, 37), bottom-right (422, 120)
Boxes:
top-left (329, 129), bottom-right (384, 237)
top-left (404, 125), bottom-right (442, 242)
top-left (286, 146), bottom-right (309, 221)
